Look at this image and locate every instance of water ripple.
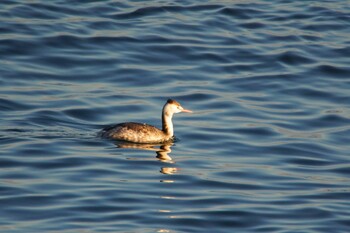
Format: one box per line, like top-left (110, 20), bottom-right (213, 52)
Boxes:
top-left (1, 0), bottom-right (350, 232)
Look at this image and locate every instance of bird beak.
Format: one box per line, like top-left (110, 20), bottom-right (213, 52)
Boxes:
top-left (181, 108), bottom-right (193, 113)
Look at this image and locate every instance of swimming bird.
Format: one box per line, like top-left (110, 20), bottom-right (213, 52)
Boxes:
top-left (100, 99), bottom-right (192, 143)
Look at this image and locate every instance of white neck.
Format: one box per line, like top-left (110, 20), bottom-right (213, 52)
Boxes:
top-left (162, 107), bottom-right (174, 136)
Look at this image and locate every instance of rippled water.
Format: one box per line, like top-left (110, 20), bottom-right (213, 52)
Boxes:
top-left (1, 0), bottom-right (350, 232)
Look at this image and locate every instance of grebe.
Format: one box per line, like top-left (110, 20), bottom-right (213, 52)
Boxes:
top-left (100, 99), bottom-right (192, 143)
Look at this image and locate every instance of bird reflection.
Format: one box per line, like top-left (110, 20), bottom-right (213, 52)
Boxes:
top-left (160, 167), bottom-right (178, 175)
top-left (114, 141), bottom-right (178, 177)
top-left (114, 141), bottom-right (174, 162)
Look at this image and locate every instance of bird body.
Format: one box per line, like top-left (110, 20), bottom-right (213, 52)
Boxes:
top-left (100, 99), bottom-right (192, 143)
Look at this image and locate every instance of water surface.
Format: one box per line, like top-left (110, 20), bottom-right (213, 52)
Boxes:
top-left (1, 0), bottom-right (350, 232)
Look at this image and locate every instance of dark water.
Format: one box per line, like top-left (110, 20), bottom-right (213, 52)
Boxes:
top-left (1, 0), bottom-right (350, 232)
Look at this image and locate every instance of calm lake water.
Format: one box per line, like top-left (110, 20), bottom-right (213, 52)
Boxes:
top-left (1, 0), bottom-right (350, 232)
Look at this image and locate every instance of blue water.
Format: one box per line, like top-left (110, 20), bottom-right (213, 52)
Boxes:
top-left (1, 0), bottom-right (350, 232)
